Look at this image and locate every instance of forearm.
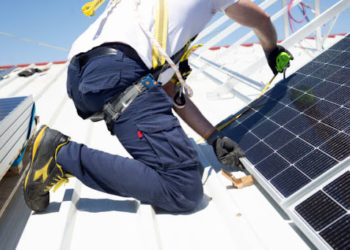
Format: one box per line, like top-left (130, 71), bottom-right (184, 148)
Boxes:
top-left (162, 83), bottom-right (215, 138)
top-left (225, 0), bottom-right (277, 51)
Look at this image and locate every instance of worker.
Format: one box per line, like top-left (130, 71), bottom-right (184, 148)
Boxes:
top-left (23, 0), bottom-right (292, 213)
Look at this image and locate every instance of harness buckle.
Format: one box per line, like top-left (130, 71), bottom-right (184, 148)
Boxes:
top-left (141, 74), bottom-right (157, 89)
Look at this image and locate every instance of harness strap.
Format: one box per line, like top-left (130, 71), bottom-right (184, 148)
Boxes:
top-left (152, 0), bottom-right (168, 69)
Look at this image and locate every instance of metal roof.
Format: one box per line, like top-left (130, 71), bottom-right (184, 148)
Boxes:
top-left (0, 33), bottom-right (347, 250)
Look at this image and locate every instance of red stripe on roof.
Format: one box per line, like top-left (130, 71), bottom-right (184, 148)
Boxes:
top-left (0, 33), bottom-right (347, 68)
top-left (0, 60), bottom-right (68, 69)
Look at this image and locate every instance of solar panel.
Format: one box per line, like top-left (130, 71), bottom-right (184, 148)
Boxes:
top-left (0, 96), bottom-right (34, 181)
top-left (293, 171), bottom-right (350, 249)
top-left (220, 34), bottom-right (350, 249)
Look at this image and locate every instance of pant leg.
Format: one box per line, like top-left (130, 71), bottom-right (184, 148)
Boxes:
top-left (62, 51), bottom-right (203, 212)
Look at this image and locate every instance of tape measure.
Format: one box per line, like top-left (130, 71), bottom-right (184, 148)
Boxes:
top-left (276, 52), bottom-right (291, 73)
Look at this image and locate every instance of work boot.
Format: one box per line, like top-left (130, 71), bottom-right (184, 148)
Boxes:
top-left (23, 125), bottom-right (72, 212)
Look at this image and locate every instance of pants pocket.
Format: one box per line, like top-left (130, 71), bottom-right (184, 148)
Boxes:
top-left (136, 115), bottom-right (199, 170)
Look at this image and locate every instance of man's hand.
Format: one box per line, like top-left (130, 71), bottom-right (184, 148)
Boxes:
top-left (264, 45), bottom-right (294, 75)
top-left (207, 130), bottom-right (246, 169)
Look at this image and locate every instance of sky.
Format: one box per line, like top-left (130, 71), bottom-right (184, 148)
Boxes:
top-left (0, 0), bottom-right (349, 66)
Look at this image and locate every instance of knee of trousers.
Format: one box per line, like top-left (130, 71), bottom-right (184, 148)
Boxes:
top-left (158, 167), bottom-right (204, 213)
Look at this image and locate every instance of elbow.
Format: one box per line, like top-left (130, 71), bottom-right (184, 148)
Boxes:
top-left (255, 12), bottom-right (272, 30)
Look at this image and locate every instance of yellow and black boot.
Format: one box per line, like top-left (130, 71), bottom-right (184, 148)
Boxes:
top-left (23, 125), bottom-right (72, 212)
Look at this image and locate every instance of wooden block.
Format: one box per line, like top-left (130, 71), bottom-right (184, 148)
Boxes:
top-left (221, 169), bottom-right (254, 189)
top-left (5, 162), bottom-right (24, 177)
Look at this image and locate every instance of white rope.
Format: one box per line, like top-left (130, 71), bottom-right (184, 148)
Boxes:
top-left (0, 31), bottom-right (69, 52)
top-left (134, 0), bottom-right (193, 97)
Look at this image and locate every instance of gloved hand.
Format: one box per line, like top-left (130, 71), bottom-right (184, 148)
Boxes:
top-left (206, 129), bottom-right (246, 169)
top-left (264, 45), bottom-right (294, 75)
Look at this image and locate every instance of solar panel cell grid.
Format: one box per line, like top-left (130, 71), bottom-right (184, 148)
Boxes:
top-left (220, 35), bottom-right (350, 202)
top-left (326, 68), bottom-right (350, 85)
top-left (255, 153), bottom-right (289, 180)
top-left (329, 51), bottom-right (350, 67)
top-left (304, 100), bottom-right (340, 120)
top-left (284, 114), bottom-right (318, 135)
top-left (270, 167), bottom-right (310, 197)
top-left (310, 80), bottom-right (340, 98)
top-left (264, 127), bottom-right (295, 149)
top-left (323, 171), bottom-right (350, 209)
top-left (269, 106), bottom-right (299, 125)
top-left (256, 101), bottom-right (285, 118)
top-left (237, 132), bottom-right (260, 151)
top-left (246, 141), bottom-right (273, 165)
top-left (294, 149), bottom-right (338, 179)
top-left (314, 50), bottom-right (342, 64)
top-left (0, 97), bottom-right (26, 122)
top-left (311, 64), bottom-right (341, 79)
top-left (298, 61), bottom-right (323, 75)
top-left (277, 138), bottom-right (313, 163)
top-left (299, 122), bottom-right (338, 147)
top-left (324, 86), bottom-right (350, 104)
top-left (295, 190), bottom-right (346, 231)
top-left (322, 107), bottom-right (350, 131)
top-left (319, 132), bottom-right (350, 161)
top-left (319, 214), bottom-right (350, 250)
top-left (251, 119), bottom-right (279, 139)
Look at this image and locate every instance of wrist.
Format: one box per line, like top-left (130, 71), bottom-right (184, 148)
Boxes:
top-left (205, 128), bottom-right (222, 145)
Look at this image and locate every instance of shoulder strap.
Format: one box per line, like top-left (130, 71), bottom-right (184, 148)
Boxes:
top-left (152, 0), bottom-right (169, 69)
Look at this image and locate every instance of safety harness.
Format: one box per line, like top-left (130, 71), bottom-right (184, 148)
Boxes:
top-left (81, 0), bottom-right (198, 132)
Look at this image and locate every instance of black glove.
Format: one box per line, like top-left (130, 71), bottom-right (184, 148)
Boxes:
top-left (207, 130), bottom-right (246, 169)
top-left (264, 45), bottom-right (294, 75)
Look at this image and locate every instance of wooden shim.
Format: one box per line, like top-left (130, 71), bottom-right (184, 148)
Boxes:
top-left (221, 169), bottom-right (254, 189)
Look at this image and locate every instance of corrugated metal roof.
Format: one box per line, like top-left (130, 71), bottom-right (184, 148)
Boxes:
top-left (0, 34), bottom-right (346, 250)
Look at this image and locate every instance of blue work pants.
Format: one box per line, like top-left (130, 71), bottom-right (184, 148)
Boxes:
top-left (58, 47), bottom-right (203, 212)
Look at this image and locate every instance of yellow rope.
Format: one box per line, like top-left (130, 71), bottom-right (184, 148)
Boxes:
top-left (196, 74), bottom-right (277, 143)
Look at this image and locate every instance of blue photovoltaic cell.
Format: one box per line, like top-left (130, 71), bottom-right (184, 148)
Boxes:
top-left (299, 122), bottom-right (338, 147)
top-left (264, 127), bottom-right (294, 149)
top-left (323, 171), bottom-right (350, 209)
top-left (311, 65), bottom-right (341, 79)
top-left (255, 153), bottom-right (289, 180)
top-left (295, 150), bottom-right (338, 179)
top-left (314, 50), bottom-right (342, 64)
top-left (294, 76), bottom-right (322, 91)
top-left (304, 100), bottom-right (340, 120)
top-left (240, 112), bottom-right (265, 130)
top-left (326, 86), bottom-right (350, 105)
top-left (220, 34), bottom-right (350, 200)
top-left (326, 67), bottom-right (350, 85)
top-left (322, 107), bottom-right (350, 131)
top-left (320, 214), bottom-right (350, 250)
top-left (294, 172), bottom-right (350, 249)
top-left (295, 190), bottom-right (346, 231)
top-left (256, 101), bottom-right (285, 118)
top-left (277, 138), bottom-right (313, 163)
top-left (284, 114), bottom-right (317, 135)
top-left (0, 97), bottom-right (27, 122)
top-left (251, 119), bottom-right (279, 139)
top-left (297, 61), bottom-right (323, 75)
top-left (269, 106), bottom-right (299, 125)
top-left (330, 36), bottom-right (350, 50)
top-left (271, 167), bottom-right (310, 197)
top-left (320, 132), bottom-right (350, 161)
top-left (238, 133), bottom-right (260, 151)
top-left (246, 141), bottom-right (273, 165)
top-left (329, 51), bottom-right (350, 67)
top-left (310, 80), bottom-right (341, 99)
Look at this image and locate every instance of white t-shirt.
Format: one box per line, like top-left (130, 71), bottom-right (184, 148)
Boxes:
top-left (68, 0), bottom-right (238, 82)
